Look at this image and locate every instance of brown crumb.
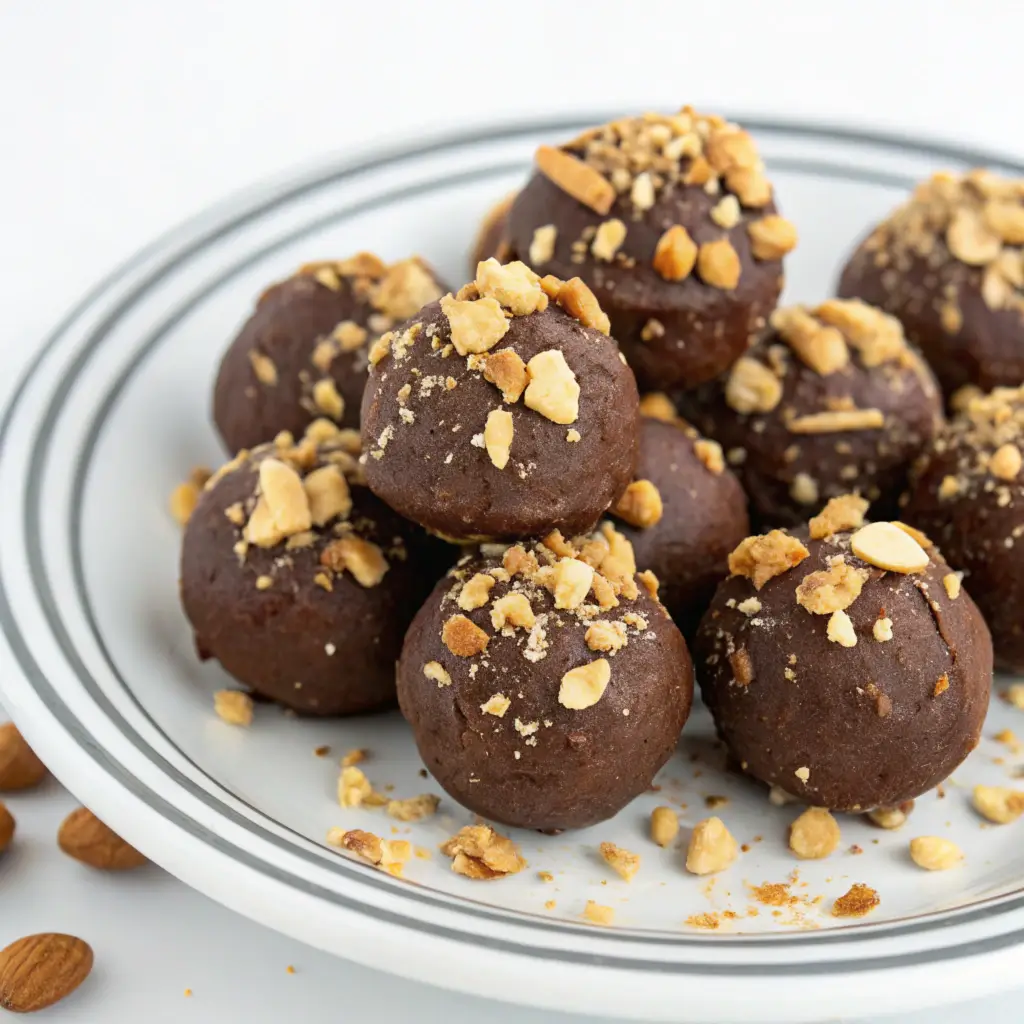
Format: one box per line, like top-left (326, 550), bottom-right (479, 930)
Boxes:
top-left (442, 824), bottom-right (525, 879)
top-left (832, 883), bottom-right (880, 918)
top-left (685, 912), bottom-right (720, 930)
top-left (442, 614), bottom-right (489, 657)
top-left (599, 841), bottom-right (640, 881)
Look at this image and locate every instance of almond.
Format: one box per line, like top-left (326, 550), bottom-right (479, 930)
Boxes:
top-left (0, 801), bottom-right (14, 853)
top-left (0, 934), bottom-right (93, 1013)
top-left (58, 807), bottom-right (147, 870)
top-left (0, 722), bottom-right (47, 791)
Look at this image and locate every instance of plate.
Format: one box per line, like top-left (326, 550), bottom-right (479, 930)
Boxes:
top-left (3, 116), bottom-right (1024, 1023)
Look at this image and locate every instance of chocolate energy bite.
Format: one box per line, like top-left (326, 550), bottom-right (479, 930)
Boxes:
top-left (213, 253), bottom-right (446, 451)
top-left (469, 192), bottom-right (516, 271)
top-left (361, 259), bottom-right (640, 541)
top-left (180, 423), bottom-right (445, 715)
top-left (904, 386), bottom-right (1024, 672)
top-left (838, 169), bottom-right (1024, 401)
top-left (679, 299), bottom-right (943, 526)
top-left (611, 397), bottom-right (750, 635)
top-left (694, 497), bottom-right (992, 811)
top-left (504, 107), bottom-right (795, 391)
top-left (397, 527), bottom-right (693, 831)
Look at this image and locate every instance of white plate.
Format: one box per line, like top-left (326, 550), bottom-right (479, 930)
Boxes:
top-left (4, 117), bottom-right (1024, 1023)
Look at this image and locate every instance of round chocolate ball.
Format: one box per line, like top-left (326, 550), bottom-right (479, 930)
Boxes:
top-left (610, 400), bottom-right (750, 635)
top-left (678, 299), bottom-right (943, 527)
top-left (503, 107), bottom-right (794, 391)
top-left (361, 260), bottom-right (640, 541)
top-left (838, 169), bottom-right (1024, 401)
top-left (694, 499), bottom-right (992, 811)
top-left (180, 425), bottom-right (444, 715)
top-left (469, 192), bottom-right (515, 272)
top-left (213, 254), bottom-right (446, 452)
top-left (904, 385), bottom-right (1024, 672)
top-left (397, 528), bottom-right (694, 831)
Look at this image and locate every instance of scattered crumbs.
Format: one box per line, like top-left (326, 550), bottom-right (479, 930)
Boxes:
top-left (704, 795), bottom-right (729, 810)
top-left (341, 748), bottom-right (366, 767)
top-left (414, 846), bottom-right (432, 860)
top-left (583, 900), bottom-right (615, 926)
top-left (286, 965), bottom-right (295, 976)
top-left (313, 745), bottom-right (331, 757)
top-left (685, 912), bottom-right (720, 930)
top-left (849, 844), bottom-right (864, 855)
top-left (544, 900), bottom-right (557, 911)
top-left (184, 989), bottom-right (193, 998)
top-left (538, 870), bottom-right (555, 882)
top-left (832, 883), bottom-right (880, 918)
top-left (750, 882), bottom-right (796, 907)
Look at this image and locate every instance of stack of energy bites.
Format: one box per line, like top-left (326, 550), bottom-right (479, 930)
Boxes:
top-left (179, 103), bottom-right (1024, 857)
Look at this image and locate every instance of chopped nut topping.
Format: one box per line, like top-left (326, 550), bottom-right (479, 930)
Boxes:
top-left (990, 442), bottom-right (1022, 480)
top-left (652, 225), bottom-right (698, 281)
top-left (372, 259), bottom-right (443, 320)
top-left (504, 544), bottom-right (539, 577)
top-left (599, 841), bottom-right (640, 881)
top-left (303, 465), bottom-right (352, 526)
top-left (650, 806), bottom-right (679, 847)
top-left (591, 219), bottom-right (627, 261)
top-left (555, 277), bottom-right (611, 334)
top-left (333, 320), bottom-right (369, 352)
top-left (440, 294), bottom-right (510, 356)
top-left (480, 693), bottom-right (511, 717)
top-left (943, 573), bottom-right (962, 599)
top-left (442, 824), bottom-right (525, 879)
top-left (559, 658), bottom-right (611, 710)
top-left (340, 748), bottom-right (364, 767)
top-left (552, 557), bottom-right (595, 610)
top-left (972, 785), bottom-right (1024, 824)
top-left (814, 299), bottom-right (906, 367)
top-left (947, 206), bottom-right (1001, 265)
top-left (387, 794), bottom-right (440, 822)
top-left (476, 259), bottom-right (547, 316)
top-left (697, 238), bottom-right (741, 289)
top-left (685, 816), bottom-right (738, 875)
top-left (638, 569), bottom-right (659, 599)
top-left (873, 617), bottom-right (894, 642)
top-left (747, 215), bottom-right (798, 260)
top-left (789, 807), bottom-right (840, 859)
top-left (583, 901), bottom-right (615, 926)
top-left (710, 194), bottom-right (741, 229)
top-left (850, 522), bottom-right (929, 573)
top-left (423, 661), bottom-right (452, 687)
top-left (892, 521), bottom-right (932, 547)
top-left (725, 357), bottom-right (782, 414)
top-left (457, 572), bottom-right (496, 611)
top-left (312, 378), bottom-right (345, 421)
top-left (729, 648), bottom-right (754, 686)
top-left (490, 593), bottom-right (536, 631)
top-left (809, 494), bottom-right (869, 539)
top-left (909, 836), bottom-right (963, 871)
top-left (483, 409), bottom-right (514, 470)
top-left (320, 536), bottom-right (389, 587)
top-left (535, 144), bottom-right (615, 215)
top-left (795, 559), bottom-right (869, 615)
top-left (245, 458), bottom-right (313, 547)
top-left (332, 828), bottom-right (382, 863)
top-left (694, 438), bottom-right (725, 475)
top-left (585, 620), bottom-right (627, 653)
top-left (524, 349), bottom-right (580, 424)
top-left (529, 224), bottom-right (557, 265)
top-left (638, 392), bottom-right (679, 422)
top-left (441, 614), bottom-right (489, 657)
top-left (795, 766), bottom-right (811, 783)
top-left (827, 609), bottom-right (857, 647)
top-left (612, 479), bottom-right (664, 528)
top-left (771, 306), bottom-right (849, 376)
top-left (338, 766), bottom-right (376, 808)
top-left (832, 883), bottom-right (880, 918)
top-left (933, 673), bottom-right (950, 697)
top-left (249, 350), bottom-right (278, 386)
top-left (728, 530), bottom-right (809, 589)
top-left (214, 690), bottom-right (253, 726)
top-left (482, 349), bottom-right (529, 403)
top-left (169, 474), bottom-right (205, 526)
top-left (787, 409), bottom-right (886, 434)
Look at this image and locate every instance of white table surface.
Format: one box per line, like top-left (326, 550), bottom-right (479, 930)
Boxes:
top-left (1, 1), bottom-right (1021, 1019)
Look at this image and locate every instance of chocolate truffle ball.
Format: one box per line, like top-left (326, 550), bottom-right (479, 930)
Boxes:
top-left (838, 169), bottom-right (1024, 401)
top-left (610, 398), bottom-right (750, 634)
top-left (213, 253), bottom-right (446, 452)
top-left (397, 527), bottom-right (694, 830)
top-left (469, 192), bottom-right (515, 271)
top-left (679, 299), bottom-right (943, 526)
top-left (503, 107), bottom-right (794, 391)
top-left (694, 498), bottom-right (992, 811)
top-left (904, 385), bottom-right (1024, 672)
top-left (181, 425), bottom-right (443, 715)
top-left (361, 259), bottom-right (640, 541)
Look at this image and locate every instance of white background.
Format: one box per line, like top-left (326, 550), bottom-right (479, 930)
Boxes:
top-left (1, 2), bottom-right (1022, 1020)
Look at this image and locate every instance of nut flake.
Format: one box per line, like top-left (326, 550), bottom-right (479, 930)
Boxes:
top-left (591, 219), bottom-right (627, 261)
top-left (303, 465), bottom-right (352, 526)
top-left (972, 785), bottom-right (1024, 824)
top-left (694, 438), bottom-right (725, 475)
top-left (483, 409), bottom-right (514, 470)
top-left (725, 357), bottom-right (782, 414)
top-left (585, 620), bottom-right (628, 653)
top-left (442, 614), bottom-right (489, 657)
top-left (795, 559), bottom-right (869, 615)
top-left (555, 277), bottom-right (611, 334)
top-left (943, 573), bottom-right (962, 599)
top-left (787, 409), bottom-right (885, 433)
top-left (809, 494), bottom-right (869, 539)
top-left (457, 573), bottom-right (496, 611)
top-left (535, 145), bottom-right (615, 215)
top-left (990, 442), bottom-right (1022, 480)
top-left (559, 658), bottom-right (611, 710)
top-left (529, 224), bottom-right (557, 265)
top-left (312, 378), bottom-right (345, 421)
top-left (387, 794), bottom-right (440, 822)
top-left (482, 349), bottom-right (528, 403)
top-left (583, 901), bottom-right (615, 926)
top-left (249, 349), bottom-right (278, 386)
top-left (850, 522), bottom-right (929, 573)
top-left (320, 536), bottom-right (389, 587)
top-left (612, 479), bottom-right (664, 528)
top-left (873, 617), bottom-right (894, 642)
top-left (652, 225), bottom-right (698, 281)
top-left (245, 458), bottom-right (312, 547)
top-left (728, 531), bottom-right (809, 589)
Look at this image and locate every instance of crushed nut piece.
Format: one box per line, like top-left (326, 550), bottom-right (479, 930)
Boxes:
top-left (441, 294), bottom-right (510, 356)
top-left (771, 306), bottom-right (849, 376)
top-left (303, 466), bottom-right (352, 526)
top-left (599, 842), bottom-right (640, 881)
top-left (524, 349), bottom-right (580, 424)
top-left (652, 225), bottom-right (698, 281)
top-left (809, 494), bottom-right (869, 539)
top-left (789, 807), bottom-right (841, 859)
top-left (529, 224), bottom-right (557, 265)
top-left (552, 557), bottom-right (595, 610)
top-left (245, 458), bottom-right (312, 547)
top-left (591, 219), bottom-right (627, 261)
top-left (559, 658), bottom-right (611, 710)
top-left (387, 794), bottom-right (440, 822)
top-left (480, 693), bottom-right (511, 717)
top-left (423, 661), bottom-right (452, 687)
top-left (458, 573), bottom-right (496, 611)
top-left (697, 238), bottom-right (741, 289)
top-left (312, 378), bottom-right (345, 421)
top-left (483, 409), bottom-right (514, 470)
top-left (476, 259), bottom-right (547, 316)
top-left (490, 593), bottom-right (536, 631)
top-left (850, 522), bottom-right (929, 573)
top-left (585, 620), bottom-right (627, 653)
top-left (832, 883), bottom-right (880, 918)
top-left (728, 530), bottom-right (809, 589)
top-left (555, 277), bottom-right (611, 334)
top-left (827, 609), bottom-right (858, 647)
top-left (340, 748), bottom-right (365, 767)
top-left (214, 690), bottom-right (253, 726)
top-left (583, 901), bottom-right (615, 926)
top-left (612, 479), bottom-right (664, 528)
top-left (991, 442), bottom-right (1022, 480)
top-left (909, 836), bottom-right (963, 871)
top-left (694, 438), bottom-right (725, 475)
top-left (788, 409), bottom-right (885, 433)
top-left (685, 816), bottom-right (739, 875)
top-left (650, 806), bottom-right (679, 847)
top-left (748, 215), bottom-right (798, 260)
top-left (725, 357), bottom-right (782, 414)
top-left (943, 573), bottom-right (962, 600)
top-left (535, 145), bottom-right (615, 215)
top-left (321, 536), bottom-right (388, 587)
top-left (442, 824), bottom-right (525, 879)
top-left (638, 392), bottom-right (678, 422)
top-left (972, 785), bottom-right (1024, 824)
top-left (795, 559), bottom-right (869, 615)
top-left (482, 349), bottom-right (528, 403)
top-left (442, 614), bottom-right (489, 657)
top-left (710, 194), bottom-right (741, 229)
top-left (873, 617), bottom-right (894, 642)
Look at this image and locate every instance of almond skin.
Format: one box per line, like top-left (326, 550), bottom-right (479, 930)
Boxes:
top-left (0, 801), bottom-right (13, 853)
top-left (0, 934), bottom-right (93, 1013)
top-left (58, 807), bottom-right (147, 870)
top-left (0, 722), bottom-right (47, 792)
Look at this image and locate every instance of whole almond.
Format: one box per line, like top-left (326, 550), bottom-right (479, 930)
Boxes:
top-left (0, 722), bottom-right (47, 792)
top-left (0, 934), bottom-right (93, 1013)
top-left (58, 807), bottom-right (147, 870)
top-left (0, 801), bottom-right (13, 853)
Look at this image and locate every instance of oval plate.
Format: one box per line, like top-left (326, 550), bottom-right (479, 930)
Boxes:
top-left (4, 117), bottom-right (1024, 1023)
